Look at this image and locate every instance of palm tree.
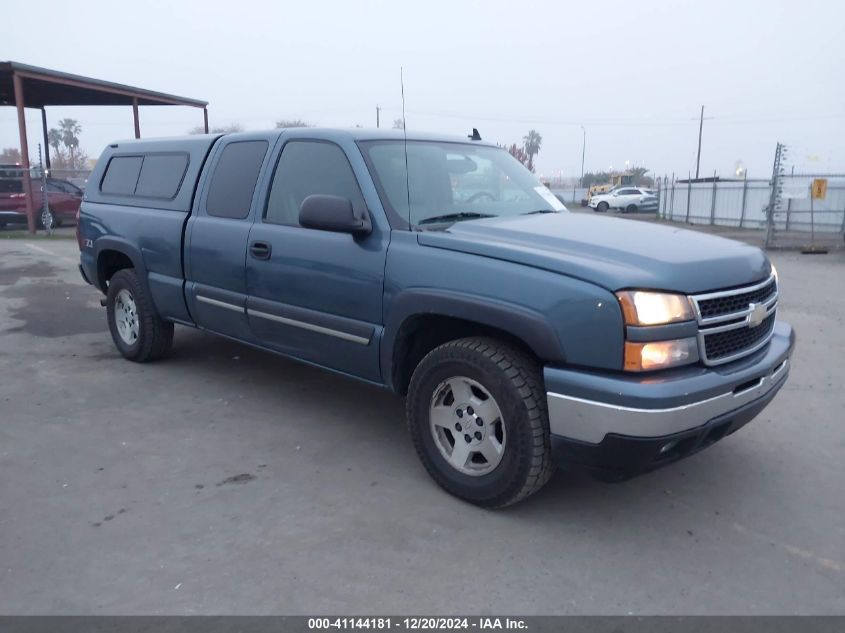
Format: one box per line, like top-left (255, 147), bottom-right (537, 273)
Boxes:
top-left (59, 119), bottom-right (82, 168)
top-left (522, 129), bottom-right (542, 172)
top-left (47, 129), bottom-right (63, 163)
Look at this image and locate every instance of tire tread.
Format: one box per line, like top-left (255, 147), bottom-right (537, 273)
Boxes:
top-left (406, 336), bottom-right (553, 508)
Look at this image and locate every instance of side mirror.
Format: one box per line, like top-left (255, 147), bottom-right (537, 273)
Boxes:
top-left (299, 194), bottom-right (372, 236)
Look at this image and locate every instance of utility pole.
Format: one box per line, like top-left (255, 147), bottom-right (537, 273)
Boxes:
top-left (695, 105), bottom-right (704, 179)
top-left (376, 105), bottom-right (381, 129)
top-left (580, 125), bottom-right (586, 187)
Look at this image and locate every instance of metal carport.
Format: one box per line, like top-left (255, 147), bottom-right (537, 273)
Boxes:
top-left (0, 61), bottom-right (208, 233)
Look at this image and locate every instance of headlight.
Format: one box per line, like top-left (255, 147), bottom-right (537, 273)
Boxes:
top-left (616, 291), bottom-right (694, 326)
top-left (624, 338), bottom-right (697, 371)
top-left (770, 263), bottom-right (778, 284)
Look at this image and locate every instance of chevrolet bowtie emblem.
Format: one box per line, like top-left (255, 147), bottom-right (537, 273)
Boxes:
top-left (748, 302), bottom-right (768, 327)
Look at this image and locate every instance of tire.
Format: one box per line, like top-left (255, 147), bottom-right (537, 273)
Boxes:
top-left (106, 269), bottom-right (174, 362)
top-left (596, 201), bottom-right (609, 213)
top-left (406, 337), bottom-right (554, 508)
top-left (37, 208), bottom-right (55, 231)
top-left (624, 204), bottom-right (638, 214)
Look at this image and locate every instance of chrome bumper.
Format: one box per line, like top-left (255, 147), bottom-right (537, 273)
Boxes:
top-left (544, 322), bottom-right (794, 444)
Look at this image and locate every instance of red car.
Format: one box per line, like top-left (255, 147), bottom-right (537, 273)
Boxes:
top-left (0, 174), bottom-right (83, 229)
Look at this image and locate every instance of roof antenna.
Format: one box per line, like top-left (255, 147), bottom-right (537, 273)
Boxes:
top-left (468, 128), bottom-right (482, 141)
top-left (401, 67), bottom-right (411, 227)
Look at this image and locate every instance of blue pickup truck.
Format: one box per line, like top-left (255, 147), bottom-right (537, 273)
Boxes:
top-left (78, 128), bottom-right (794, 507)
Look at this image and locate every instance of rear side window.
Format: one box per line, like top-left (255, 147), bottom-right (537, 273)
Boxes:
top-left (100, 153), bottom-right (188, 199)
top-left (0, 179), bottom-right (23, 194)
top-left (100, 156), bottom-right (143, 195)
top-left (135, 154), bottom-right (189, 199)
top-left (206, 141), bottom-right (268, 219)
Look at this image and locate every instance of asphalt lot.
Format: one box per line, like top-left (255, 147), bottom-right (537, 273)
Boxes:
top-left (0, 227), bottom-right (843, 615)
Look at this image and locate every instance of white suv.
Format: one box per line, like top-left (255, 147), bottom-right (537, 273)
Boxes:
top-left (589, 187), bottom-right (658, 213)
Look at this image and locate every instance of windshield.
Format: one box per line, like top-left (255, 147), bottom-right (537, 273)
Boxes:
top-left (360, 140), bottom-right (566, 228)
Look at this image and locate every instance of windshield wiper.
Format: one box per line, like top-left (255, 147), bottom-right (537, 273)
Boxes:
top-left (521, 209), bottom-right (558, 215)
top-left (417, 212), bottom-right (495, 225)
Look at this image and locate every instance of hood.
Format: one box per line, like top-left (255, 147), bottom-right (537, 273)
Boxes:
top-left (417, 213), bottom-right (771, 294)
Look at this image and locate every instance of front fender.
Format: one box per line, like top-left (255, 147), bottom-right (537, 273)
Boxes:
top-left (381, 288), bottom-right (566, 389)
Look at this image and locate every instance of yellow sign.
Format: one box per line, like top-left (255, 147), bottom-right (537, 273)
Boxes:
top-left (812, 178), bottom-right (827, 200)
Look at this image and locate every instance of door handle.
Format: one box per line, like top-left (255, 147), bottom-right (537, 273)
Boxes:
top-left (249, 241), bottom-right (272, 260)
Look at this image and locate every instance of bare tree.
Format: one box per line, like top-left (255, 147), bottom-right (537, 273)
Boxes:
top-left (275, 119), bottom-right (313, 129)
top-left (188, 123), bottom-right (244, 135)
top-left (506, 143), bottom-right (531, 170)
top-left (0, 148), bottom-right (22, 163)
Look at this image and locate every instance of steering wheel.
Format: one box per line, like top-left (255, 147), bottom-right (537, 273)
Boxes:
top-left (466, 191), bottom-right (496, 203)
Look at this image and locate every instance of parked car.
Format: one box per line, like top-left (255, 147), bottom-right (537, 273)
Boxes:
top-left (590, 186), bottom-right (658, 213)
top-left (0, 176), bottom-right (83, 228)
top-left (77, 129), bottom-right (794, 507)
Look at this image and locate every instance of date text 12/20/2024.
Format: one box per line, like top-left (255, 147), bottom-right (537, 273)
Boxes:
top-left (308, 618), bottom-right (528, 630)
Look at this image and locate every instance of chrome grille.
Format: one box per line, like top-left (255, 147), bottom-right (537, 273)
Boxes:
top-left (690, 274), bottom-right (778, 366)
top-left (697, 277), bottom-right (777, 320)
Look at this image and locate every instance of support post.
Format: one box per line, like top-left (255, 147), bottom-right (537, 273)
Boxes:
top-left (132, 98), bottom-right (140, 138)
top-left (685, 171), bottom-right (692, 223)
top-left (203, 107), bottom-right (209, 134)
top-left (739, 171), bottom-right (748, 228)
top-left (41, 108), bottom-right (51, 171)
top-left (13, 73), bottom-right (36, 235)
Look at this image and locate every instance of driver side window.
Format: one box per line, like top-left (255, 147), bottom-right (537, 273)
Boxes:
top-left (265, 141), bottom-right (366, 226)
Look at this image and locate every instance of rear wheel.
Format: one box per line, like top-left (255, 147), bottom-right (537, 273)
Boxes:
top-left (37, 208), bottom-right (55, 231)
top-left (106, 269), bottom-right (174, 362)
top-left (596, 201), bottom-right (609, 212)
top-left (625, 204), bottom-right (638, 214)
top-left (406, 337), bottom-right (553, 508)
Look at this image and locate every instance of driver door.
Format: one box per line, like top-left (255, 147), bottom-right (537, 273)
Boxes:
top-left (245, 138), bottom-right (388, 382)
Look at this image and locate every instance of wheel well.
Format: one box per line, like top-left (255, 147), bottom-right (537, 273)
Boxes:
top-left (391, 314), bottom-right (538, 395)
top-left (97, 250), bottom-right (134, 291)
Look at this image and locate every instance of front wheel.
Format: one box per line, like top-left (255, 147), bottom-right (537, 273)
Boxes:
top-left (406, 337), bottom-right (553, 508)
top-left (596, 201), bottom-right (609, 213)
top-left (106, 269), bottom-right (174, 362)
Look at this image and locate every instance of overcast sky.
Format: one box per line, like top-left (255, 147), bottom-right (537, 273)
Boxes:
top-left (3, 0), bottom-right (843, 180)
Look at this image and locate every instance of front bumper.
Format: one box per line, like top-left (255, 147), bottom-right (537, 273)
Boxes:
top-left (544, 321), bottom-right (794, 479)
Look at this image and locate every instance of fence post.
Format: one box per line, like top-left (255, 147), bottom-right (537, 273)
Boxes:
top-left (670, 172), bottom-right (675, 219)
top-left (739, 171), bottom-right (748, 228)
top-left (785, 166), bottom-right (794, 231)
top-left (764, 143), bottom-right (783, 249)
top-left (809, 182), bottom-right (815, 247)
top-left (685, 172), bottom-right (692, 222)
top-left (710, 170), bottom-right (717, 225)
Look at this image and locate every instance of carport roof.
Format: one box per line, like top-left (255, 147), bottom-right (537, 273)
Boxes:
top-left (0, 61), bottom-right (208, 108)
